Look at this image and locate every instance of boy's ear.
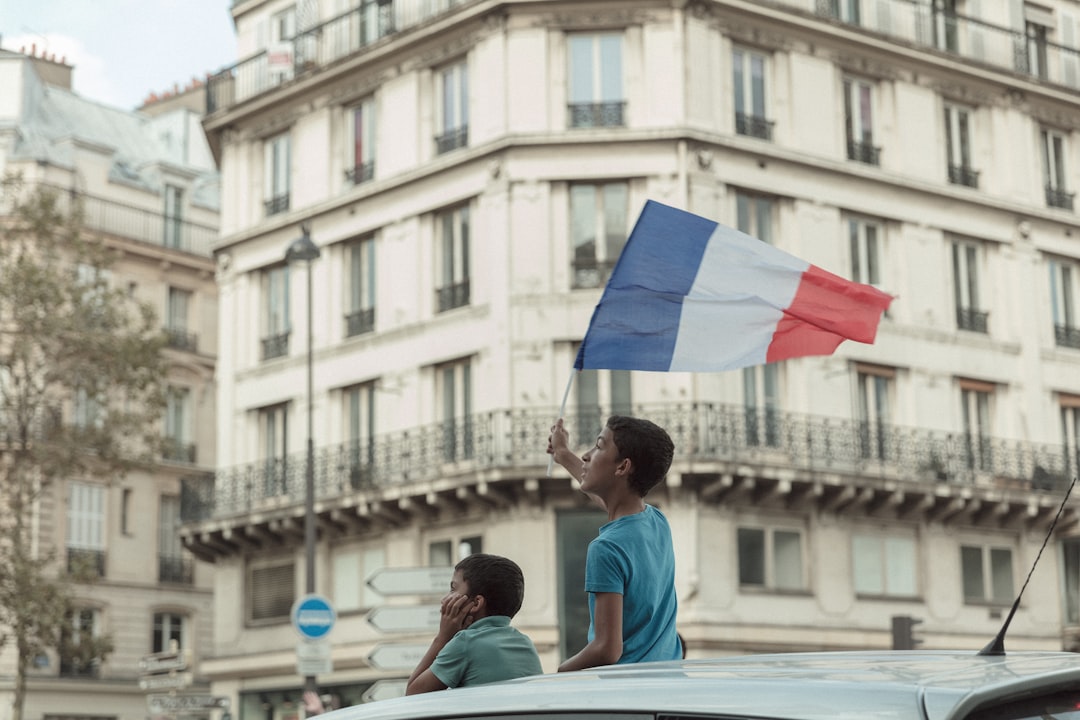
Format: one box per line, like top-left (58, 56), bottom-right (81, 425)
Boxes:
top-left (471, 594), bottom-right (487, 614)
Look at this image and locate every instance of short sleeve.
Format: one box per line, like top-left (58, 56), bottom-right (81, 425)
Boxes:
top-left (585, 537), bottom-right (627, 595)
top-left (430, 633), bottom-right (469, 688)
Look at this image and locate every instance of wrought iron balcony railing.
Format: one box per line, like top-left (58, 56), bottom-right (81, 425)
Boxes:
top-left (67, 547), bottom-right (105, 577)
top-left (436, 280), bottom-right (470, 312)
top-left (261, 332), bottom-right (290, 361)
top-left (1046, 186), bottom-right (1075, 211)
top-left (264, 193), bottom-right (290, 216)
top-left (345, 307), bottom-right (376, 337)
top-left (435, 126), bottom-right (469, 155)
top-left (572, 258), bottom-right (618, 289)
top-left (948, 164), bottom-right (980, 188)
top-left (568, 102), bottom-right (627, 129)
top-left (158, 554), bottom-right (194, 584)
top-left (956, 307), bottom-right (989, 333)
top-left (346, 160), bottom-right (375, 184)
top-left (162, 438), bottom-right (197, 464)
top-left (847, 139), bottom-right (881, 165)
top-left (181, 403), bottom-right (1080, 523)
top-left (1056, 324), bottom-right (1080, 349)
top-left (735, 112), bottom-right (775, 141)
top-left (164, 327), bottom-right (199, 353)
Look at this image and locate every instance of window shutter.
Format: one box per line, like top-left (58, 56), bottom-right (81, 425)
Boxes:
top-left (249, 563), bottom-right (295, 621)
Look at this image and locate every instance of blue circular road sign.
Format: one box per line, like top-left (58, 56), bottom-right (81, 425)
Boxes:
top-left (292, 594), bottom-right (336, 640)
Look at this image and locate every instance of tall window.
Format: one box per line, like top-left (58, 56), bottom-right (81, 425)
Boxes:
top-left (159, 495), bottom-right (192, 584)
top-left (961, 544), bottom-right (1013, 605)
top-left (163, 184), bottom-right (184, 249)
top-left (1061, 398), bottom-right (1080, 484)
top-left (67, 482), bottom-right (105, 577)
top-left (59, 608), bottom-right (102, 678)
top-left (960, 380), bottom-right (993, 471)
top-left (165, 287), bottom-right (196, 352)
top-left (436, 205), bottom-right (470, 312)
top-left (932, 0), bottom-right (959, 52)
top-left (346, 236), bottom-right (376, 336)
top-left (435, 60), bottom-right (468, 154)
top-left (852, 534), bottom-right (917, 596)
top-left (1025, 20), bottom-right (1049, 79)
top-left (346, 98), bottom-right (376, 184)
top-left (737, 526), bottom-right (804, 591)
top-left (429, 535), bottom-right (482, 565)
top-left (732, 48), bottom-right (772, 140)
top-left (73, 387), bottom-right (103, 430)
top-left (1065, 537), bottom-right (1080, 624)
top-left (576, 367), bottom-right (632, 448)
top-left (345, 382), bottom-right (376, 488)
top-left (843, 78), bottom-right (879, 165)
top-left (568, 33), bottom-right (624, 128)
top-left (823, 0), bottom-right (861, 23)
top-left (855, 364), bottom-right (893, 460)
top-left (164, 386), bottom-right (194, 463)
top-left (848, 217), bottom-right (882, 287)
top-left (952, 239), bottom-right (987, 333)
top-left (1050, 259), bottom-right (1080, 348)
top-left (1042, 129), bottom-right (1073, 210)
top-left (152, 612), bottom-right (186, 653)
top-left (268, 6), bottom-right (297, 82)
top-left (262, 265), bottom-right (290, 360)
top-left (264, 132), bottom-right (291, 215)
top-left (570, 182), bottom-right (629, 289)
top-left (259, 403), bottom-right (289, 495)
top-left (743, 364), bottom-right (779, 447)
top-left (248, 560), bottom-right (295, 624)
top-left (333, 544), bottom-right (386, 612)
top-left (944, 104), bottom-right (978, 187)
top-left (734, 191), bottom-right (773, 244)
top-left (438, 358), bottom-right (473, 462)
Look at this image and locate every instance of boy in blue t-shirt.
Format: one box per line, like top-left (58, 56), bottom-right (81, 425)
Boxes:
top-left (548, 415), bottom-right (681, 670)
top-left (406, 553), bottom-right (542, 694)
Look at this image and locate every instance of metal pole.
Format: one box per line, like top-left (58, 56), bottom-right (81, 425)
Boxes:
top-left (304, 255), bottom-right (317, 696)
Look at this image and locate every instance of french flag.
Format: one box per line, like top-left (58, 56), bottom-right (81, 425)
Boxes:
top-left (574, 201), bottom-right (893, 372)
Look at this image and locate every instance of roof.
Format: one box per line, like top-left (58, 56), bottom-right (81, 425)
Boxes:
top-left (326, 651), bottom-right (1080, 720)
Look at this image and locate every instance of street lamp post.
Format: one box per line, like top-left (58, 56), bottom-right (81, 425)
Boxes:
top-left (285, 223), bottom-right (321, 696)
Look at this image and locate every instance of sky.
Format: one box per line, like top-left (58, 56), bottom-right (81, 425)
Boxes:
top-left (4, 0), bottom-right (237, 110)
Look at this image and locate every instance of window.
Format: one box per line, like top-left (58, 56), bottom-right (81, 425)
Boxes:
top-left (743, 364), bottom-right (780, 447)
top-left (960, 379), bottom-right (993, 471)
top-left (1050, 258), bottom-right (1080, 348)
top-left (436, 205), bottom-right (470, 312)
top-left (165, 287), bottom-right (196, 352)
top-left (121, 488), bottom-right (132, 535)
top-left (345, 382), bottom-right (376, 488)
top-left (248, 561), bottom-right (295, 624)
top-left (264, 132), bottom-right (291, 215)
top-left (163, 184), bottom-right (184, 249)
top-left (1060, 398), bottom-right (1080, 487)
top-left (1041, 129), bottom-right (1073, 210)
top-left (1065, 537), bottom-right (1080, 624)
top-left (952, 239), bottom-right (987, 332)
top-left (1025, 20), bottom-right (1049, 79)
top-left (152, 612), bottom-right (186, 653)
top-left (333, 544), bottom-right (386, 612)
top-left (853, 534), bottom-right (916, 596)
top-left (346, 236), bottom-right (376, 336)
top-left (73, 387), bottom-right (103, 430)
top-left (843, 78), bottom-right (879, 165)
top-left (848, 217), bottom-right (882, 286)
top-left (268, 6), bottom-right (297, 82)
top-left (734, 191), bottom-right (773, 244)
top-left (159, 495), bottom-right (192, 584)
top-left (437, 358), bottom-right (473, 462)
top-left (568, 33), bottom-right (624, 128)
top-left (944, 104), bottom-right (978, 187)
top-left (855, 364), bottom-right (893, 460)
top-left (259, 403), bottom-right (289, 496)
top-left (823, 0), bottom-right (860, 24)
top-left (429, 535), bottom-right (482, 566)
top-left (732, 48), bottom-right (772, 140)
top-left (737, 526), bottom-right (804, 591)
top-left (262, 265), bottom-right (290, 360)
top-left (59, 608), bottom-right (103, 678)
top-left (67, 482), bottom-right (105, 577)
top-left (576, 367), bottom-right (632, 448)
top-left (961, 544), bottom-right (1013, 604)
top-left (435, 60), bottom-right (468, 154)
top-left (932, 0), bottom-right (960, 52)
top-left (570, 182), bottom-right (629, 289)
top-left (346, 98), bottom-right (375, 184)
top-left (164, 387), bottom-right (194, 464)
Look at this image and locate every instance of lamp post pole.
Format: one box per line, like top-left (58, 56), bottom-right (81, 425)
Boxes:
top-left (286, 224), bottom-right (321, 697)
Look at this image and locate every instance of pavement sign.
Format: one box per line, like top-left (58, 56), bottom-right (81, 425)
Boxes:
top-left (365, 566), bottom-right (452, 596)
top-left (361, 679), bottom-right (407, 703)
top-left (296, 639), bottom-right (333, 676)
top-left (139, 672), bottom-right (193, 691)
top-left (147, 694), bottom-right (230, 714)
top-left (367, 642), bottom-right (429, 671)
top-left (139, 649), bottom-right (187, 674)
top-left (292, 594), bottom-right (336, 640)
top-left (366, 604), bottom-right (441, 633)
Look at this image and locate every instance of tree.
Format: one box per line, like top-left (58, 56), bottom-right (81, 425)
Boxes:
top-left (0, 175), bottom-right (167, 720)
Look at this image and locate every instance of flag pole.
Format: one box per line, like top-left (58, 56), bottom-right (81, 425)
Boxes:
top-left (546, 369), bottom-right (577, 477)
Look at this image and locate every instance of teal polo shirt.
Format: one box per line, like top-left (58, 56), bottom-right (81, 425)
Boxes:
top-left (430, 615), bottom-right (543, 688)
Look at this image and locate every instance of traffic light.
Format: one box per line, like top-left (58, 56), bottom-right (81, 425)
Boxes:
top-left (891, 615), bottom-right (924, 650)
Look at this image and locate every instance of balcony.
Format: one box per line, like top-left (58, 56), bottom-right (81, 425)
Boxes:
top-left (164, 327), bottom-right (198, 353)
top-left (163, 438), bottom-right (197, 464)
top-left (1046, 186), bottom-right (1075, 211)
top-left (345, 307), bottom-right (375, 337)
top-left (948, 164), bottom-right (980, 189)
top-left (572, 257), bottom-right (618, 289)
top-left (159, 554), bottom-right (194, 584)
top-left (67, 547), bottom-right (105, 577)
top-left (346, 160), bottom-right (375, 185)
top-left (847, 139), bottom-right (881, 165)
top-left (264, 193), bottom-right (290, 216)
top-left (735, 112), bottom-right (775, 141)
top-left (956, 307), bottom-right (989, 333)
top-left (568, 102), bottom-right (626, 128)
top-left (436, 280), bottom-right (470, 312)
top-left (435, 126), bottom-right (468, 155)
top-left (261, 332), bottom-right (290, 360)
top-left (1056, 324), bottom-right (1080, 349)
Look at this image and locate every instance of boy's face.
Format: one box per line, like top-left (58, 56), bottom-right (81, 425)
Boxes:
top-left (450, 569), bottom-right (481, 622)
top-left (580, 426), bottom-right (625, 496)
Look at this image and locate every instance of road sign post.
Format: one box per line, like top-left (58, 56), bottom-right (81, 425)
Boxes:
top-left (292, 594), bottom-right (336, 675)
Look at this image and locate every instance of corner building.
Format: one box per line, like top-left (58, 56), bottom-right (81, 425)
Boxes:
top-left (188, 0), bottom-right (1080, 714)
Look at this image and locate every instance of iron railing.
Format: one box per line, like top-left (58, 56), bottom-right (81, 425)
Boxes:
top-left (1046, 186), bottom-right (1075, 211)
top-left (346, 160), bottom-right (375, 184)
top-left (956, 307), bottom-right (989, 333)
top-left (436, 280), bottom-right (470, 311)
top-left (948, 164), bottom-right (980, 188)
top-left (847, 139), bottom-right (881, 165)
top-left (264, 194), bottom-right (290, 216)
top-left (163, 438), bottom-right (198, 465)
top-left (568, 102), bottom-right (626, 128)
top-left (67, 548), bottom-right (105, 577)
top-left (735, 112), bottom-right (775, 141)
top-left (345, 307), bottom-right (376, 336)
top-left (261, 332), bottom-right (290, 360)
top-left (158, 554), bottom-right (194, 584)
top-left (435, 126), bottom-right (469, 154)
top-left (572, 258), bottom-right (618, 289)
top-left (1056, 324), bottom-right (1080, 349)
top-left (181, 403), bottom-right (1080, 522)
top-left (165, 327), bottom-right (199, 353)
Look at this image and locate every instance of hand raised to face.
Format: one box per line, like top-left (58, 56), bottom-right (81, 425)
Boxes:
top-left (438, 591), bottom-right (478, 638)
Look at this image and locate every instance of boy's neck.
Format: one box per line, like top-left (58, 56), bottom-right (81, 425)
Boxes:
top-left (604, 492), bottom-right (646, 522)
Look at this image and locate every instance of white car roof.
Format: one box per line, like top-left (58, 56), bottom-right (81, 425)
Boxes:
top-left (325, 651), bottom-right (1080, 720)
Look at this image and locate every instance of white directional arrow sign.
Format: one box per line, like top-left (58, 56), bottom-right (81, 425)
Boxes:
top-left (367, 604), bottom-right (441, 633)
top-left (362, 679), bottom-right (407, 703)
top-left (366, 566), bottom-right (453, 596)
top-left (367, 642), bottom-right (429, 670)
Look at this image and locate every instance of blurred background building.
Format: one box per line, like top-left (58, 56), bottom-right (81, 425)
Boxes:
top-left (184, 0), bottom-right (1080, 715)
top-left (0, 45), bottom-right (218, 720)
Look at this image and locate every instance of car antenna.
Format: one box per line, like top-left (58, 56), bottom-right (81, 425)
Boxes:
top-left (978, 475), bottom-right (1076, 656)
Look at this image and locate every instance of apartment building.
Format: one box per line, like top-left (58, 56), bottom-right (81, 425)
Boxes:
top-left (187, 0), bottom-right (1080, 715)
top-left (0, 46), bottom-right (218, 720)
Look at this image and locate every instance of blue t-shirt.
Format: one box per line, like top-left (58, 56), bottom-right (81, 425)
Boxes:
top-left (585, 504), bottom-right (680, 664)
top-left (430, 615), bottom-right (543, 688)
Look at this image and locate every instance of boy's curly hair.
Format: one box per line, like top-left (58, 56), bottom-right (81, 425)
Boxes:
top-left (455, 553), bottom-right (526, 618)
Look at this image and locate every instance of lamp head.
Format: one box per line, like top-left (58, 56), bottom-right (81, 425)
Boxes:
top-left (285, 222), bottom-right (320, 263)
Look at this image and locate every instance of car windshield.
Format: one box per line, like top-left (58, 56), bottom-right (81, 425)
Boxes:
top-left (967, 691), bottom-right (1080, 720)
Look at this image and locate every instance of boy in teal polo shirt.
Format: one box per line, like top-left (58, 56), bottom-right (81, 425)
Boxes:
top-left (406, 553), bottom-right (543, 694)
